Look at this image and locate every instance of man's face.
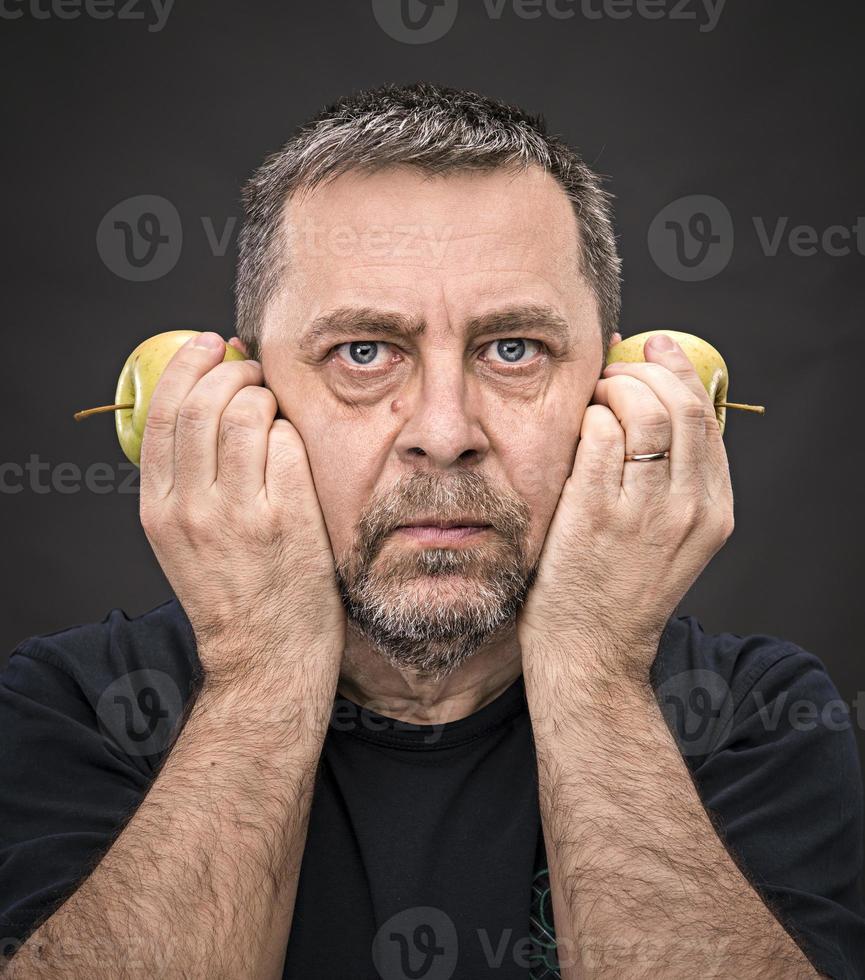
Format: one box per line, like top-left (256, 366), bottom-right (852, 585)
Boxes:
top-left (259, 164), bottom-right (603, 676)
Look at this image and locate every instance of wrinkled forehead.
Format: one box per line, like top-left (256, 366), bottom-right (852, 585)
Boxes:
top-left (281, 165), bottom-right (584, 282)
top-left (262, 164), bottom-right (598, 349)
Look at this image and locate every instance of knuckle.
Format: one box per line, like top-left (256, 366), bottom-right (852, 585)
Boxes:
top-left (249, 513), bottom-right (282, 548)
top-left (583, 402), bottom-right (615, 426)
top-left (268, 420), bottom-right (306, 457)
top-left (174, 504), bottom-right (213, 539)
top-left (581, 404), bottom-right (621, 440)
top-left (222, 402), bottom-right (264, 432)
top-left (141, 496), bottom-right (184, 540)
top-left (632, 362), bottom-right (665, 378)
top-left (679, 396), bottom-right (713, 424)
top-left (139, 500), bottom-right (160, 536)
top-left (177, 399), bottom-right (213, 428)
top-left (167, 354), bottom-right (210, 388)
top-left (676, 496), bottom-right (707, 531)
top-left (587, 433), bottom-right (621, 459)
top-left (208, 359), bottom-right (262, 388)
top-left (637, 410), bottom-right (672, 441)
top-left (205, 360), bottom-right (245, 384)
top-left (719, 509), bottom-right (735, 539)
top-left (222, 386), bottom-right (276, 431)
top-left (607, 374), bottom-right (641, 395)
top-left (242, 384), bottom-right (278, 416)
top-left (144, 403), bottom-right (177, 433)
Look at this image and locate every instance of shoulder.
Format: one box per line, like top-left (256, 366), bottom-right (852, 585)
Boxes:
top-left (653, 612), bottom-right (829, 707)
top-left (7, 597), bottom-right (199, 690)
top-left (651, 613), bottom-right (848, 764)
top-left (2, 599), bottom-right (200, 766)
top-left (0, 600), bottom-right (200, 939)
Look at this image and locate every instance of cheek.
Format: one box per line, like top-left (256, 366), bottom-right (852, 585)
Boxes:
top-left (298, 415), bottom-right (389, 556)
top-left (497, 407), bottom-right (583, 551)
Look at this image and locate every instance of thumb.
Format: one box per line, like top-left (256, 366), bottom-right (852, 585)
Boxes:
top-left (642, 333), bottom-right (718, 407)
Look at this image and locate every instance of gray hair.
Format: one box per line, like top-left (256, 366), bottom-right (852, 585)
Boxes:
top-left (235, 81), bottom-right (621, 360)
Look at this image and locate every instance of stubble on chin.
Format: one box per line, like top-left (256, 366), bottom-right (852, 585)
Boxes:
top-left (333, 471), bottom-right (538, 678)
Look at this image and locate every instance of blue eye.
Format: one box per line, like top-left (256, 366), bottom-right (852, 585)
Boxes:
top-left (486, 338), bottom-right (542, 364)
top-left (335, 341), bottom-right (388, 367)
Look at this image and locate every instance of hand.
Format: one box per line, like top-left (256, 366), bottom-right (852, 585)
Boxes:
top-left (139, 332), bottom-right (346, 695)
top-left (517, 333), bottom-right (734, 684)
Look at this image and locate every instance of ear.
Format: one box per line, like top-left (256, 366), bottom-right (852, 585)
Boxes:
top-left (609, 331), bottom-right (623, 349)
top-left (228, 336), bottom-right (251, 356)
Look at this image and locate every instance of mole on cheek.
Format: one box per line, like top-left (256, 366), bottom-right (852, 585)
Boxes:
top-left (390, 399), bottom-right (402, 413)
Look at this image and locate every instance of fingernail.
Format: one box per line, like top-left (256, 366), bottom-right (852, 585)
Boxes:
top-left (648, 333), bottom-right (676, 352)
top-left (192, 332), bottom-right (224, 350)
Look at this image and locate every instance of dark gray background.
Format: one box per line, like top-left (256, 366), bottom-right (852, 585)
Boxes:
top-left (1, 0), bottom-right (863, 851)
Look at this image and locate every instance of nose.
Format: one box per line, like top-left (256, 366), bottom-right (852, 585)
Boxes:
top-left (394, 353), bottom-right (490, 469)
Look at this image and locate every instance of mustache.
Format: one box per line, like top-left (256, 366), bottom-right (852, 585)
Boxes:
top-left (355, 470), bottom-right (531, 560)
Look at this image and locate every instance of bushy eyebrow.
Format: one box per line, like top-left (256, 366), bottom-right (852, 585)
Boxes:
top-left (465, 306), bottom-right (573, 350)
top-left (298, 303), bottom-right (574, 353)
top-left (299, 308), bottom-right (423, 353)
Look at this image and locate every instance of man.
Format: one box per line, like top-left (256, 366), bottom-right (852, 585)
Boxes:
top-left (0, 82), bottom-right (862, 979)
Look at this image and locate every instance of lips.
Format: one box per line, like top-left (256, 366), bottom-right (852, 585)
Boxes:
top-left (392, 517), bottom-right (493, 547)
top-left (397, 518), bottom-right (490, 529)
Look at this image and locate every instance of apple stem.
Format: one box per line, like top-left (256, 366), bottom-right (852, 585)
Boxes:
top-left (717, 401), bottom-right (765, 415)
top-left (73, 403), bottom-right (134, 421)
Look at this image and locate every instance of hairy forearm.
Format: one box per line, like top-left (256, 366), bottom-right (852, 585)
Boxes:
top-left (524, 644), bottom-right (820, 980)
top-left (5, 655), bottom-right (335, 980)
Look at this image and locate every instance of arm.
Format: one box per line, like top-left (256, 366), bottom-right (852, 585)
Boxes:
top-left (4, 332), bottom-right (346, 978)
top-left (525, 643), bottom-right (821, 978)
top-left (518, 333), bottom-right (824, 978)
top-left (5, 654), bottom-right (333, 980)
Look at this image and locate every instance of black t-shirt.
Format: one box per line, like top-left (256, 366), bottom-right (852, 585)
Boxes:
top-left (0, 599), bottom-right (863, 979)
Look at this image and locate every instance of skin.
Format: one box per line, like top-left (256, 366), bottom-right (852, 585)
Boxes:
top-left (5, 164), bottom-right (820, 978)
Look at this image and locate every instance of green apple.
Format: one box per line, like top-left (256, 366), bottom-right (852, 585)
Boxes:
top-left (114, 330), bottom-right (245, 466)
top-left (605, 329), bottom-right (762, 437)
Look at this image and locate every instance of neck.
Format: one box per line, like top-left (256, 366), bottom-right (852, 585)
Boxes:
top-left (336, 621), bottom-right (523, 726)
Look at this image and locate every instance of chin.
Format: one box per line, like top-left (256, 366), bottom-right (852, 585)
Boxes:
top-left (337, 557), bottom-right (535, 676)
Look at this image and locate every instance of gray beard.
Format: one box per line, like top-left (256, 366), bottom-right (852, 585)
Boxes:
top-left (335, 540), bottom-right (538, 680)
top-left (334, 468), bottom-right (537, 679)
